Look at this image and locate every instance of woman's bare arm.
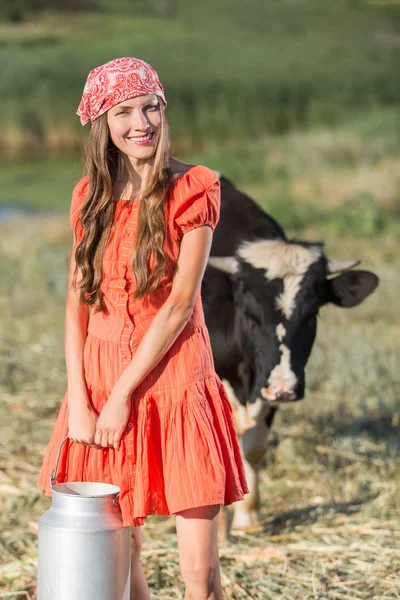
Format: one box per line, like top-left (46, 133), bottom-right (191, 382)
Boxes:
top-left (114, 225), bottom-right (213, 397)
top-left (65, 235), bottom-right (91, 410)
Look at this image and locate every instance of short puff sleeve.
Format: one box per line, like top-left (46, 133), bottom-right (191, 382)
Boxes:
top-left (70, 175), bottom-right (90, 245)
top-left (173, 167), bottom-right (220, 239)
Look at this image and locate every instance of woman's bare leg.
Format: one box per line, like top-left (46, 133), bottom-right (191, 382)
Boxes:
top-left (130, 527), bottom-right (150, 600)
top-left (176, 505), bottom-right (223, 600)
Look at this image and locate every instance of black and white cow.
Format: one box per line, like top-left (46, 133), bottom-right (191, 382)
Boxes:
top-left (202, 174), bottom-right (379, 536)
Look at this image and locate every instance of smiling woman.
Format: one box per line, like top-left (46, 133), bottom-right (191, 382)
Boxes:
top-left (36, 56), bottom-right (249, 600)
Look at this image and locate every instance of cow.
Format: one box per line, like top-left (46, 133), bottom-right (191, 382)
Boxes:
top-left (202, 174), bottom-right (379, 539)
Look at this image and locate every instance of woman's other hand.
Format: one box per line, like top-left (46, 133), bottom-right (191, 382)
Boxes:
top-left (94, 387), bottom-right (132, 451)
top-left (68, 402), bottom-right (99, 447)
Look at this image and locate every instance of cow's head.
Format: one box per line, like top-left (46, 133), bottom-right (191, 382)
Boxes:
top-left (208, 239), bottom-right (379, 411)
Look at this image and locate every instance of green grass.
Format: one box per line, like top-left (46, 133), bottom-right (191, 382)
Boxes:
top-left (0, 156), bottom-right (83, 210)
top-left (1, 0), bottom-right (400, 155)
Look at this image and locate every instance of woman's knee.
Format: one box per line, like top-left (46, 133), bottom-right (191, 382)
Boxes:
top-left (179, 558), bottom-right (218, 591)
top-left (176, 504), bottom-right (221, 592)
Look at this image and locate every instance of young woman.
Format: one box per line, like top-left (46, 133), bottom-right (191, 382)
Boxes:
top-left (37, 57), bottom-right (249, 600)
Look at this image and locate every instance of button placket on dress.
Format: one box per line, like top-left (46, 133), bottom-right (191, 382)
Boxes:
top-left (118, 205), bottom-right (138, 365)
top-left (117, 203), bottom-right (140, 499)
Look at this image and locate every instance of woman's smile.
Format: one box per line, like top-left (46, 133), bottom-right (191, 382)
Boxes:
top-left (126, 132), bottom-right (154, 145)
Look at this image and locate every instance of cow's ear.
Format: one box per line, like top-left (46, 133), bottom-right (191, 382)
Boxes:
top-left (324, 270), bottom-right (379, 307)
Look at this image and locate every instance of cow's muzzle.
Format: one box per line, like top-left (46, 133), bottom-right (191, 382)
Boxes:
top-left (260, 386), bottom-right (297, 403)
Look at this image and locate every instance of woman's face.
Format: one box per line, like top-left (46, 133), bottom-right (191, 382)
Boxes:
top-left (106, 93), bottom-right (161, 162)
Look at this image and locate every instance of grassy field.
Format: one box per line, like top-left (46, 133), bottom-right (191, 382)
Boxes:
top-left (0, 111), bottom-right (399, 597)
top-left (1, 0), bottom-right (400, 155)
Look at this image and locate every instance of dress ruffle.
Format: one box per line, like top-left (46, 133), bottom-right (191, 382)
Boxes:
top-left (37, 373), bottom-right (249, 527)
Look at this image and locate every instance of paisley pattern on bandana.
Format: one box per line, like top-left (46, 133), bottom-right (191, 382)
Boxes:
top-left (76, 57), bottom-right (167, 126)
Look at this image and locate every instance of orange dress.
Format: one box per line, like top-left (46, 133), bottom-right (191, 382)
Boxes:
top-left (37, 164), bottom-right (249, 526)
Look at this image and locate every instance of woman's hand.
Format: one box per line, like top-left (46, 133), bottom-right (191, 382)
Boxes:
top-left (94, 386), bottom-right (132, 451)
top-left (68, 403), bottom-right (99, 447)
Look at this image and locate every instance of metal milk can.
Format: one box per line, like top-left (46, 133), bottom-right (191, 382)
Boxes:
top-left (37, 436), bottom-right (132, 600)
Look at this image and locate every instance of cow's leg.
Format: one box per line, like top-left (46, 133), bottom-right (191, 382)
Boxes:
top-left (219, 379), bottom-right (256, 541)
top-left (221, 380), bottom-right (273, 533)
top-left (232, 404), bottom-right (278, 530)
top-left (231, 412), bottom-right (270, 531)
top-left (218, 453), bottom-right (262, 542)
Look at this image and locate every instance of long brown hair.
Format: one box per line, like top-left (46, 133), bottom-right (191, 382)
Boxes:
top-left (72, 96), bottom-right (175, 313)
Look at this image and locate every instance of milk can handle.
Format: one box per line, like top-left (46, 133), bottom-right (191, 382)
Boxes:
top-left (48, 435), bottom-right (121, 507)
top-left (49, 435), bottom-right (70, 488)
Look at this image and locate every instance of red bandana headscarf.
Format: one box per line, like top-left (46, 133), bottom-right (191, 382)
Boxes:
top-left (76, 57), bottom-right (167, 126)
